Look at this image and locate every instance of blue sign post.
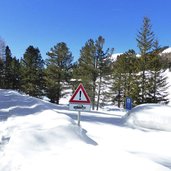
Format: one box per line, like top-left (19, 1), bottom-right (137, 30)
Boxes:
top-left (125, 97), bottom-right (132, 110)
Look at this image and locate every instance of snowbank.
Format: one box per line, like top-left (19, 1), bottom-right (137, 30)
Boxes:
top-left (0, 90), bottom-right (95, 171)
top-left (1, 90), bottom-right (171, 171)
top-left (125, 104), bottom-right (171, 131)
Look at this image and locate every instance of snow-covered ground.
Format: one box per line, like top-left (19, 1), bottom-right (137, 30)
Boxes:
top-left (1, 89), bottom-right (171, 171)
top-left (126, 103), bottom-right (171, 131)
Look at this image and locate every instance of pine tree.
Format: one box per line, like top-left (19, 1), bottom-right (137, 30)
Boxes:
top-left (45, 42), bottom-right (73, 104)
top-left (20, 46), bottom-right (45, 97)
top-left (75, 36), bottom-right (112, 110)
top-left (0, 38), bottom-right (5, 88)
top-left (4, 46), bottom-right (13, 89)
top-left (136, 17), bottom-right (155, 103)
top-left (111, 59), bottom-right (124, 107)
top-left (75, 39), bottom-right (97, 109)
top-left (147, 41), bottom-right (169, 104)
top-left (111, 50), bottom-right (138, 107)
top-left (95, 36), bottom-right (113, 110)
top-left (3, 46), bottom-right (21, 90)
top-left (11, 57), bottom-right (21, 90)
top-left (0, 58), bottom-right (5, 88)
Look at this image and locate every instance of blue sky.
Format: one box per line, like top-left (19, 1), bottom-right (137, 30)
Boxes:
top-left (0, 0), bottom-right (171, 61)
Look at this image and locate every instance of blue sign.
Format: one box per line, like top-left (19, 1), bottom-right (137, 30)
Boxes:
top-left (125, 97), bottom-right (132, 110)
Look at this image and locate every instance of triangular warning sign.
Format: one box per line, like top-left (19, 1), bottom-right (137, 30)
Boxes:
top-left (69, 83), bottom-right (91, 104)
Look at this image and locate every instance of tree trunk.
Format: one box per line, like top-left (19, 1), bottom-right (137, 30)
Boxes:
top-left (92, 81), bottom-right (96, 110)
top-left (96, 76), bottom-right (102, 110)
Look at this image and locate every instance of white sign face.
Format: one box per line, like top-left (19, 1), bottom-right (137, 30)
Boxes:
top-left (69, 83), bottom-right (91, 112)
top-left (69, 84), bottom-right (91, 126)
top-left (69, 83), bottom-right (91, 104)
top-left (69, 103), bottom-right (91, 111)
top-left (71, 89), bottom-right (87, 101)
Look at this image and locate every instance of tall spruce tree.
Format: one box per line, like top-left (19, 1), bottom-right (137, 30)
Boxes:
top-left (75, 36), bottom-right (111, 110)
top-left (45, 42), bottom-right (73, 104)
top-left (4, 46), bottom-right (13, 89)
top-left (111, 57), bottom-right (124, 107)
top-left (4, 46), bottom-right (21, 90)
top-left (95, 36), bottom-right (113, 110)
top-left (75, 39), bottom-right (97, 109)
top-left (111, 50), bottom-right (138, 107)
top-left (147, 41), bottom-right (169, 104)
top-left (0, 58), bottom-right (5, 88)
top-left (136, 17), bottom-right (155, 103)
top-left (20, 46), bottom-right (44, 97)
top-left (0, 38), bottom-right (5, 88)
top-left (10, 57), bottom-right (21, 90)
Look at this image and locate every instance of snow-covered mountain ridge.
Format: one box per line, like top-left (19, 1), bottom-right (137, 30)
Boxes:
top-left (163, 47), bottom-right (171, 54)
top-left (110, 47), bottom-right (171, 62)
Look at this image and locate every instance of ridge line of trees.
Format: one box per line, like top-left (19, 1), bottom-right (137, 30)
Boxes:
top-left (0, 17), bottom-right (170, 109)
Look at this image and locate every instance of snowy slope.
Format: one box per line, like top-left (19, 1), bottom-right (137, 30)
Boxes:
top-left (0, 90), bottom-right (171, 171)
top-left (162, 47), bottom-right (171, 54)
top-left (109, 47), bottom-right (171, 62)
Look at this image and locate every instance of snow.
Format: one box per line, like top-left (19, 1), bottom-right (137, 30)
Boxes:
top-left (162, 47), bottom-right (171, 54)
top-left (1, 89), bottom-right (171, 171)
top-left (125, 103), bottom-right (171, 131)
top-left (109, 53), bottom-right (122, 62)
top-left (108, 47), bottom-right (171, 62)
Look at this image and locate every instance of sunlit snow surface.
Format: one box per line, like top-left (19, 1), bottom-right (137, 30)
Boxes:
top-left (162, 47), bottom-right (171, 54)
top-left (0, 90), bottom-right (171, 171)
top-left (126, 104), bottom-right (171, 131)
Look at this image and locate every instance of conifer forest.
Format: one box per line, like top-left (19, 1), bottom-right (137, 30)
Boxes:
top-left (0, 17), bottom-right (171, 109)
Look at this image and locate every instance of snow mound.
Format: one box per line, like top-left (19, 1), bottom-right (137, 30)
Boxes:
top-left (1, 90), bottom-right (171, 171)
top-left (125, 104), bottom-right (171, 131)
top-left (0, 90), bottom-right (96, 171)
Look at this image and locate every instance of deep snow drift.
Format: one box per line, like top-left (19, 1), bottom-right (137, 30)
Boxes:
top-left (126, 104), bottom-right (171, 131)
top-left (0, 89), bottom-right (171, 171)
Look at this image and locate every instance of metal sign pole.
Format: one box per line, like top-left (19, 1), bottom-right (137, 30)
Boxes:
top-left (78, 111), bottom-right (81, 126)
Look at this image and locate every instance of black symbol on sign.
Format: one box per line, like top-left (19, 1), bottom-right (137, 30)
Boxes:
top-left (79, 91), bottom-right (82, 100)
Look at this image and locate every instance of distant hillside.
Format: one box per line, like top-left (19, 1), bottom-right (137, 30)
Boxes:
top-left (110, 47), bottom-right (171, 69)
top-left (108, 53), bottom-right (122, 62)
top-left (161, 47), bottom-right (171, 70)
top-left (162, 47), bottom-right (171, 54)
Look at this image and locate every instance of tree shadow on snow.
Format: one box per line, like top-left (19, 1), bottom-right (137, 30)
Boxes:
top-left (129, 151), bottom-right (171, 170)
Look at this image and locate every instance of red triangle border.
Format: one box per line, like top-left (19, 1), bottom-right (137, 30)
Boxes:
top-left (69, 83), bottom-right (91, 104)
